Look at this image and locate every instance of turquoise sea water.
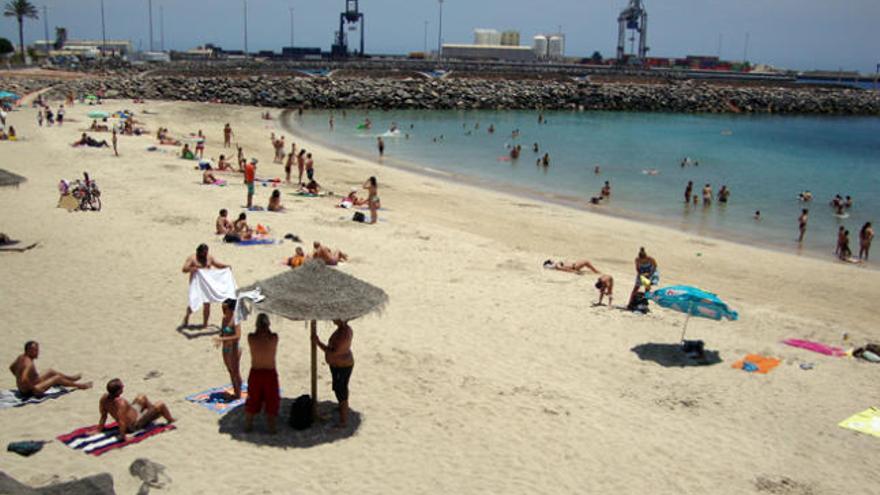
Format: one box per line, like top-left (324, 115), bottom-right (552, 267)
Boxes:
top-left (284, 110), bottom-right (880, 260)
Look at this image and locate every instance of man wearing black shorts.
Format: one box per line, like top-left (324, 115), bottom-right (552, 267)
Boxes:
top-left (312, 320), bottom-right (354, 427)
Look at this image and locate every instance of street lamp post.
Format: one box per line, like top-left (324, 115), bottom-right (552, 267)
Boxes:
top-left (243, 0), bottom-right (248, 58)
top-left (289, 7), bottom-right (294, 48)
top-left (100, 0), bottom-right (106, 57)
top-left (423, 20), bottom-right (428, 54)
top-left (437, 0), bottom-right (444, 59)
top-left (148, 0), bottom-right (154, 52)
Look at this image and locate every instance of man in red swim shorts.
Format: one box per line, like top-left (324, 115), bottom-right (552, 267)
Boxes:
top-left (245, 313), bottom-right (280, 433)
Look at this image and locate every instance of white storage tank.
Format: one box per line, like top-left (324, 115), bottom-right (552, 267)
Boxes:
top-left (501, 30), bottom-right (520, 46)
top-left (532, 35), bottom-right (548, 59)
top-left (474, 29), bottom-right (501, 46)
top-left (548, 35), bottom-right (565, 59)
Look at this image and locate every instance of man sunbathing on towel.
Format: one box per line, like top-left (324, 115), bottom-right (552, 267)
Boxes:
top-left (96, 378), bottom-right (175, 441)
top-left (312, 241), bottom-right (348, 265)
top-left (9, 341), bottom-right (92, 397)
top-left (543, 259), bottom-right (600, 275)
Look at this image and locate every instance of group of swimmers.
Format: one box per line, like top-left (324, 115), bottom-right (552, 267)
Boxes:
top-left (683, 181), bottom-right (731, 207)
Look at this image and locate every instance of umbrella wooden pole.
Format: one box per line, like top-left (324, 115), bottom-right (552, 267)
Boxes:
top-left (310, 320), bottom-right (318, 419)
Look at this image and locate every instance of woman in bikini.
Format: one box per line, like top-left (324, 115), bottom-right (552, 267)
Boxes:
top-left (364, 176), bottom-right (380, 225)
top-left (296, 150), bottom-right (307, 185)
top-left (630, 247), bottom-right (658, 306)
top-left (284, 147), bottom-right (295, 184)
top-left (213, 299), bottom-right (242, 400)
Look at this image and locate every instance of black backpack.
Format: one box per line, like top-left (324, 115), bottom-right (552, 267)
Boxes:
top-left (288, 394), bottom-right (313, 430)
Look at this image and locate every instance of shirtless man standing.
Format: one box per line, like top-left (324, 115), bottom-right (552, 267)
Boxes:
top-left (313, 320), bottom-right (354, 427)
top-left (182, 244), bottom-right (230, 328)
top-left (9, 342), bottom-right (92, 397)
top-left (96, 378), bottom-right (174, 441)
top-left (245, 314), bottom-right (279, 433)
top-left (223, 123), bottom-right (233, 148)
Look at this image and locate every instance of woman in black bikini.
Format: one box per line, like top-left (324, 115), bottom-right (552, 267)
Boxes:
top-left (213, 299), bottom-right (242, 400)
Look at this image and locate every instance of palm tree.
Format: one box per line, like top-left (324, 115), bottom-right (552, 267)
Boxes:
top-left (3, 0), bottom-right (39, 63)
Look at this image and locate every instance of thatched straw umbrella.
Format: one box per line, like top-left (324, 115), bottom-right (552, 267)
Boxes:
top-left (0, 169), bottom-right (26, 188)
top-left (241, 260), bottom-right (388, 417)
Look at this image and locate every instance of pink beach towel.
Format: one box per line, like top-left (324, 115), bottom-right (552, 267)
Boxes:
top-left (782, 339), bottom-right (845, 357)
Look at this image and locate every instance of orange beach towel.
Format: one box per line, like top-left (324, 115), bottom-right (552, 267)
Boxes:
top-left (732, 354), bottom-right (781, 374)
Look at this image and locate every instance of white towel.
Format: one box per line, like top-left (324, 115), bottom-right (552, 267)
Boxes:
top-left (188, 268), bottom-right (238, 312)
top-left (234, 288), bottom-right (266, 324)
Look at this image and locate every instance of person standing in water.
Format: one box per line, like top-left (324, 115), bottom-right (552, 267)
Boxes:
top-left (684, 181), bottom-right (693, 204)
top-left (798, 209), bottom-right (809, 243)
top-left (377, 137), bottom-right (385, 157)
top-left (860, 222), bottom-right (874, 261)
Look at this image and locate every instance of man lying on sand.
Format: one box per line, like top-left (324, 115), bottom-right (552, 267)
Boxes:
top-left (313, 241), bottom-right (348, 266)
top-left (96, 378), bottom-right (175, 441)
top-left (543, 259), bottom-right (600, 275)
top-left (71, 133), bottom-right (109, 148)
top-left (9, 341), bottom-right (92, 397)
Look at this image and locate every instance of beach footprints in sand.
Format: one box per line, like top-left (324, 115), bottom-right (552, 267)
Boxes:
top-left (153, 215), bottom-right (200, 227)
top-left (754, 475), bottom-right (820, 495)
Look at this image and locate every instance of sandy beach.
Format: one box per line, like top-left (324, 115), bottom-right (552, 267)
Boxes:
top-left (1, 98), bottom-right (878, 494)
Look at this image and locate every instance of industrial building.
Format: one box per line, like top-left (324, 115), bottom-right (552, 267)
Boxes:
top-left (441, 44), bottom-right (536, 62)
top-left (532, 34), bottom-right (565, 60)
top-left (33, 39), bottom-right (133, 58)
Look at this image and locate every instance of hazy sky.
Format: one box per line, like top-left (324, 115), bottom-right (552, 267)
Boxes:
top-left (2, 0), bottom-right (878, 73)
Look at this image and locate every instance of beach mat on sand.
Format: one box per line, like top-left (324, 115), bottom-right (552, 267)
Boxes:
top-left (732, 354), bottom-right (781, 374)
top-left (782, 339), bottom-right (845, 357)
top-left (186, 383), bottom-right (249, 414)
top-left (58, 422), bottom-right (175, 456)
top-left (0, 387), bottom-right (69, 409)
top-left (237, 239), bottom-right (275, 246)
top-left (839, 407), bottom-right (880, 438)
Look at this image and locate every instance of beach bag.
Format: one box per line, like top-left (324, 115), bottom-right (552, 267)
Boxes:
top-left (223, 233), bottom-right (241, 243)
top-left (627, 292), bottom-right (649, 313)
top-left (288, 394), bottom-right (313, 430)
top-left (352, 212), bottom-right (366, 223)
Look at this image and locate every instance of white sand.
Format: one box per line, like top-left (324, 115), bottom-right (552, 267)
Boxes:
top-left (0, 99), bottom-right (878, 494)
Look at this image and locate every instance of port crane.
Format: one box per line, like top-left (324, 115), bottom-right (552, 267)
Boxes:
top-left (616, 0), bottom-right (648, 64)
top-left (331, 0), bottom-right (365, 58)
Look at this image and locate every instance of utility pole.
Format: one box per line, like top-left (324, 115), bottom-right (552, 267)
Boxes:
top-left (289, 7), bottom-right (294, 48)
top-left (716, 33), bottom-right (722, 59)
top-left (743, 32), bottom-right (749, 62)
top-left (243, 0), bottom-right (248, 58)
top-left (148, 0), bottom-right (154, 52)
top-left (160, 5), bottom-right (165, 51)
top-left (100, 0), bottom-right (107, 57)
top-left (437, 0), bottom-right (444, 59)
top-left (42, 5), bottom-right (49, 54)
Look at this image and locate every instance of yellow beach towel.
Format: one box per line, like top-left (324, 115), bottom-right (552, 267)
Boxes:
top-left (839, 407), bottom-right (880, 438)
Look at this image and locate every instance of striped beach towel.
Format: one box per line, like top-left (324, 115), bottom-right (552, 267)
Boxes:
top-left (57, 422), bottom-right (175, 456)
top-left (0, 387), bottom-right (70, 409)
